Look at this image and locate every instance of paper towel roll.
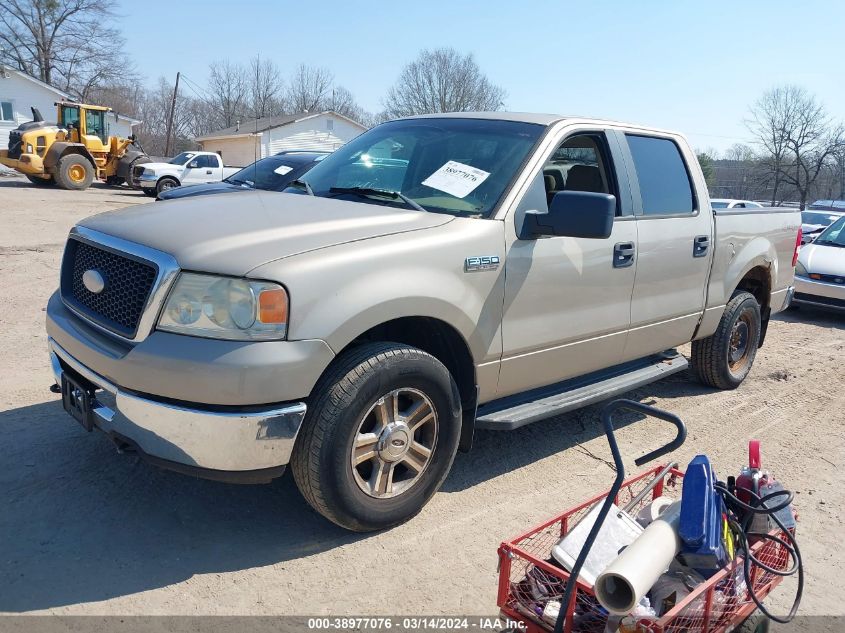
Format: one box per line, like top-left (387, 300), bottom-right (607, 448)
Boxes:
top-left (636, 496), bottom-right (674, 527)
top-left (595, 501), bottom-right (682, 615)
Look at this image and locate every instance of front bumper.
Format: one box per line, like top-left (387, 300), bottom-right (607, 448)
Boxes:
top-left (49, 337), bottom-right (307, 477)
top-left (793, 275), bottom-right (845, 311)
top-left (131, 172), bottom-right (158, 189)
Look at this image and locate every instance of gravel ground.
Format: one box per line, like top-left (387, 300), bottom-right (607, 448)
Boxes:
top-left (0, 174), bottom-right (842, 622)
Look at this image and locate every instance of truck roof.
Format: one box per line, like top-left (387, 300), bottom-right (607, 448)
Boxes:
top-left (399, 111), bottom-right (682, 137)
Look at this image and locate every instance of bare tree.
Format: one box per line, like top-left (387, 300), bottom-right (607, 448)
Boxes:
top-left (286, 63), bottom-right (333, 113)
top-left (0, 0), bottom-right (136, 97)
top-left (747, 85), bottom-right (845, 208)
top-left (248, 56), bottom-right (284, 119)
top-left (208, 59), bottom-right (247, 128)
top-left (382, 47), bottom-right (506, 118)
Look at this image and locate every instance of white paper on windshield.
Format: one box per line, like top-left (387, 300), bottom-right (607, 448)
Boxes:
top-left (422, 161), bottom-right (490, 198)
top-left (274, 165), bottom-right (293, 175)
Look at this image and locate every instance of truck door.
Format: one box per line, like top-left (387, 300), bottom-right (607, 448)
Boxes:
top-left (497, 129), bottom-right (638, 398)
top-left (182, 154), bottom-right (209, 184)
top-left (617, 132), bottom-right (713, 361)
top-left (204, 153), bottom-right (223, 182)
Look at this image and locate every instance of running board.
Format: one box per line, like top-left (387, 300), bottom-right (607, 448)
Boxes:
top-left (475, 352), bottom-right (689, 431)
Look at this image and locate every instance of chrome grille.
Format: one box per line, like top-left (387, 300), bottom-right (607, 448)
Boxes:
top-left (60, 238), bottom-right (158, 337)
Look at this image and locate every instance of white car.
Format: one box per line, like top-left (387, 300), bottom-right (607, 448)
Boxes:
top-left (800, 209), bottom-right (845, 244)
top-left (710, 198), bottom-right (764, 209)
top-left (130, 151), bottom-right (240, 197)
top-left (794, 215), bottom-right (845, 311)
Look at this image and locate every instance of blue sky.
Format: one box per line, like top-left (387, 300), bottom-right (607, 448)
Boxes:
top-left (119, 0), bottom-right (845, 154)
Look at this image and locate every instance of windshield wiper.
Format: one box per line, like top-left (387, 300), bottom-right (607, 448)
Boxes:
top-left (329, 186), bottom-right (426, 212)
top-left (291, 179), bottom-right (315, 196)
top-left (225, 178), bottom-right (252, 187)
top-left (814, 239), bottom-right (845, 248)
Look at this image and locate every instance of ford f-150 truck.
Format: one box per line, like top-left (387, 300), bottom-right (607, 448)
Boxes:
top-left (131, 150), bottom-right (240, 197)
top-left (47, 113), bottom-right (802, 531)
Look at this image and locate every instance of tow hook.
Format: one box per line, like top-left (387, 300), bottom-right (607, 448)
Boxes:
top-left (49, 383), bottom-right (61, 394)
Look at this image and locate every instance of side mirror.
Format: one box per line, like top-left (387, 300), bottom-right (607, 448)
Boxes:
top-left (188, 161), bottom-right (199, 168)
top-left (520, 191), bottom-right (615, 239)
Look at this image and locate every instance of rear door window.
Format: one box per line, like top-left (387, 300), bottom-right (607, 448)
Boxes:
top-left (626, 135), bottom-right (695, 216)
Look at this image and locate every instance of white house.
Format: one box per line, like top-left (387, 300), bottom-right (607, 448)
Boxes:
top-left (195, 111), bottom-right (368, 167)
top-left (0, 66), bottom-right (139, 147)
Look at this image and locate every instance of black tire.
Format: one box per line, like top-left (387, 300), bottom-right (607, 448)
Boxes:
top-left (26, 175), bottom-right (53, 186)
top-left (54, 154), bottom-right (95, 190)
top-left (155, 177), bottom-right (178, 195)
top-left (105, 175), bottom-right (125, 186)
top-left (291, 342), bottom-right (462, 532)
top-left (734, 614), bottom-right (769, 633)
top-left (691, 291), bottom-right (761, 389)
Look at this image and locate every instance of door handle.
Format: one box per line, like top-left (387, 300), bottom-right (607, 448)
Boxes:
top-left (206, 170), bottom-right (213, 174)
top-left (693, 235), bottom-right (710, 258)
top-left (613, 242), bottom-right (635, 268)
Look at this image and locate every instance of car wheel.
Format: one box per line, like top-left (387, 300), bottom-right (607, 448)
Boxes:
top-left (691, 291), bottom-right (761, 389)
top-left (54, 154), bottom-right (95, 190)
top-left (291, 342), bottom-right (461, 532)
top-left (156, 178), bottom-right (178, 195)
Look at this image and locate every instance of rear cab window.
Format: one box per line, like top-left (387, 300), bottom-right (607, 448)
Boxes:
top-left (625, 134), bottom-right (695, 216)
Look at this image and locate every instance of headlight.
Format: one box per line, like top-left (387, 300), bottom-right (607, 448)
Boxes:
top-left (795, 260), bottom-right (808, 277)
top-left (158, 273), bottom-right (288, 340)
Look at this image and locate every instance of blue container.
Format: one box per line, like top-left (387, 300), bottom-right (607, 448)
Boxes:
top-left (678, 455), bottom-right (729, 576)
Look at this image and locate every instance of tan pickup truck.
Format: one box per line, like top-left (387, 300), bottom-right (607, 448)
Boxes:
top-left (46, 113), bottom-right (802, 531)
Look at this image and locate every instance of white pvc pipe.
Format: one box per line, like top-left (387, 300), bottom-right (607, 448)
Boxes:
top-left (594, 501), bottom-right (682, 615)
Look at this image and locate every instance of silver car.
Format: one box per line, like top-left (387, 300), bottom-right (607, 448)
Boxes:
top-left (794, 215), bottom-right (845, 311)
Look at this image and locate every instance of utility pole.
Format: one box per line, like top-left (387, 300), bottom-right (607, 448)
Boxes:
top-left (164, 71), bottom-right (181, 157)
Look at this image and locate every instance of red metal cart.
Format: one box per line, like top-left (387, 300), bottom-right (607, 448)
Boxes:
top-left (497, 404), bottom-right (792, 633)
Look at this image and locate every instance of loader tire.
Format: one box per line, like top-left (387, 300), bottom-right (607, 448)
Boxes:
top-left (55, 154), bottom-right (94, 190)
top-left (26, 175), bottom-right (53, 186)
top-left (691, 291), bottom-right (761, 389)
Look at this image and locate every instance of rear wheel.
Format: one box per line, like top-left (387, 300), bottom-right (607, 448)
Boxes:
top-left (26, 175), bottom-right (53, 186)
top-left (691, 291), bottom-right (761, 389)
top-left (54, 154), bottom-right (94, 190)
top-left (291, 342), bottom-right (462, 531)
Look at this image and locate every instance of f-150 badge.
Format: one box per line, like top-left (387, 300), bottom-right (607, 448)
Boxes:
top-left (465, 256), bottom-right (500, 272)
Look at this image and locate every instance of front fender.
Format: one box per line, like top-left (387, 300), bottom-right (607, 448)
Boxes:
top-left (248, 219), bottom-right (506, 366)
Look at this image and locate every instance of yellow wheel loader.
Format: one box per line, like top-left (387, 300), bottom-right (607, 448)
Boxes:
top-left (0, 102), bottom-right (149, 190)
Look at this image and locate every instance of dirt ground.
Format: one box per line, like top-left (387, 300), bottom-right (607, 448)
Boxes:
top-left (0, 173), bottom-right (842, 623)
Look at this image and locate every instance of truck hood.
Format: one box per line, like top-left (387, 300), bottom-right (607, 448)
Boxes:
top-left (142, 162), bottom-right (182, 172)
top-left (798, 241), bottom-right (845, 276)
top-left (78, 191), bottom-right (453, 276)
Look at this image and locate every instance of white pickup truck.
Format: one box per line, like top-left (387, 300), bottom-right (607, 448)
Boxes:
top-left (131, 151), bottom-right (240, 197)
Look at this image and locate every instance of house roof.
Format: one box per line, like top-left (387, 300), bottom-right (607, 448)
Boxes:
top-left (195, 110), bottom-right (367, 141)
top-left (5, 68), bottom-right (69, 98)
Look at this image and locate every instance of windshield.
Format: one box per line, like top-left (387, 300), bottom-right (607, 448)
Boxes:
top-left (294, 118), bottom-right (544, 218)
top-left (815, 216), bottom-right (845, 246)
top-left (711, 201), bottom-right (729, 208)
top-left (802, 211), bottom-right (841, 227)
top-left (227, 157), bottom-right (310, 190)
top-left (169, 152), bottom-right (196, 165)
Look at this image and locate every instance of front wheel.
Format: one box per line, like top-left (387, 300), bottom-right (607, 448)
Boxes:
top-left (691, 291), bottom-right (761, 389)
top-left (156, 177), bottom-right (178, 195)
top-left (291, 342), bottom-right (461, 531)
